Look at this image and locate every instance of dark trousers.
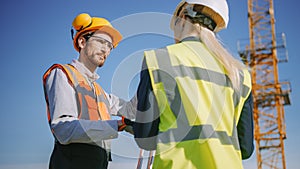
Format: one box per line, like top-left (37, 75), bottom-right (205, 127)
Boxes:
top-left (49, 142), bottom-right (108, 169)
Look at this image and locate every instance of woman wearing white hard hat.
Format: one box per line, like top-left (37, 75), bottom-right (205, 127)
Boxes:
top-left (134, 0), bottom-right (254, 169)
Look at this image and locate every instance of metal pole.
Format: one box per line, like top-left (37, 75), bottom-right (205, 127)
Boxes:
top-left (136, 149), bottom-right (144, 169)
top-left (146, 151), bottom-right (154, 169)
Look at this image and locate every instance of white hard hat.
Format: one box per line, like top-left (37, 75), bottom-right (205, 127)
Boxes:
top-left (170, 0), bottom-right (229, 32)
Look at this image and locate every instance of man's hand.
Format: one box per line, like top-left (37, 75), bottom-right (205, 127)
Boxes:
top-left (117, 116), bottom-right (134, 134)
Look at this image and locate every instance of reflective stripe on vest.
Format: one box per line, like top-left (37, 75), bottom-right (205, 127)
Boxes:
top-left (144, 41), bottom-right (251, 169)
top-left (43, 64), bottom-right (111, 122)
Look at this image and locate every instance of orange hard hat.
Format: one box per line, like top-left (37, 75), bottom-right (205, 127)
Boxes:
top-left (72, 13), bottom-right (122, 51)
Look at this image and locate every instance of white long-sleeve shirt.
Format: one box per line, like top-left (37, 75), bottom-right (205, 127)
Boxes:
top-left (44, 60), bottom-right (136, 146)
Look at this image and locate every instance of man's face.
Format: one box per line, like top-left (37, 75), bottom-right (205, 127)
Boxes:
top-left (83, 31), bottom-right (113, 67)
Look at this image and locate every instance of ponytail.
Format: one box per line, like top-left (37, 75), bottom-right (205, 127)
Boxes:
top-left (195, 25), bottom-right (245, 91)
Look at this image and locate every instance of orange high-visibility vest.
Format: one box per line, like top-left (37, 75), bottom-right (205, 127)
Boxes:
top-left (43, 64), bottom-right (111, 123)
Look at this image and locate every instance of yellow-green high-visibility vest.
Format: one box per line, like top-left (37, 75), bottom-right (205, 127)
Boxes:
top-left (144, 41), bottom-right (252, 169)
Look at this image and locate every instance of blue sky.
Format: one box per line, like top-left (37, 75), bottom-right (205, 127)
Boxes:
top-left (0, 0), bottom-right (299, 168)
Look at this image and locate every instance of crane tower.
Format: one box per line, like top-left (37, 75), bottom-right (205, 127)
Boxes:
top-left (237, 0), bottom-right (291, 168)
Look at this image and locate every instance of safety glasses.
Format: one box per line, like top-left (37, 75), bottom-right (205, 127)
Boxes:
top-left (89, 35), bottom-right (114, 51)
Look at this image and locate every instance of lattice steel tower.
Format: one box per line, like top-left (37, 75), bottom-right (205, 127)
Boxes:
top-left (237, 0), bottom-right (291, 168)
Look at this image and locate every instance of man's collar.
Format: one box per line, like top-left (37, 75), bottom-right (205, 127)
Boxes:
top-left (71, 59), bottom-right (100, 82)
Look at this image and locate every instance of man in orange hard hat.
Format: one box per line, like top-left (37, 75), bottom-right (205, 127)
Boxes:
top-left (43, 13), bottom-right (136, 169)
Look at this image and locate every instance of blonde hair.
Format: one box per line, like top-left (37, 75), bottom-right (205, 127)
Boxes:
top-left (176, 4), bottom-right (246, 91)
top-left (195, 24), bottom-right (245, 91)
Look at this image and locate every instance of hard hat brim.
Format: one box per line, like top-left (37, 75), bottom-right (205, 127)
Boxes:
top-left (74, 25), bottom-right (122, 50)
top-left (88, 25), bottom-right (123, 48)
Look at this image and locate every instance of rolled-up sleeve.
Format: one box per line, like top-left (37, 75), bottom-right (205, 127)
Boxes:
top-left (106, 92), bottom-right (137, 120)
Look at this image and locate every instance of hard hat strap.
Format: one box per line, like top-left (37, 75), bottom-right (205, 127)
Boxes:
top-left (71, 28), bottom-right (75, 40)
top-left (184, 4), bottom-right (216, 31)
top-left (73, 31), bottom-right (95, 52)
top-left (82, 32), bottom-right (95, 41)
top-left (71, 19), bottom-right (94, 40)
